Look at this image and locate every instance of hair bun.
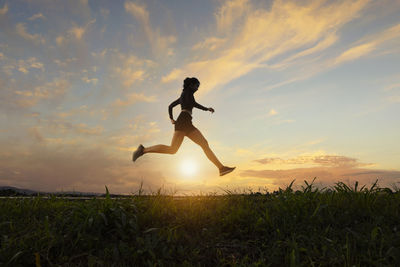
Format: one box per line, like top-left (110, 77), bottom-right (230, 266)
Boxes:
top-left (183, 77), bottom-right (200, 90)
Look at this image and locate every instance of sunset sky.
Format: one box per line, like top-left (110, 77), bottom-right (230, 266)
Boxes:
top-left (1, 0), bottom-right (400, 194)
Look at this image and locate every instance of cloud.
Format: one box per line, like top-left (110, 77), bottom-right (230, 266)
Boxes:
top-left (81, 76), bottom-right (98, 85)
top-left (34, 117), bottom-right (104, 136)
top-left (161, 68), bottom-right (183, 83)
top-left (74, 124), bottom-right (104, 135)
top-left (55, 36), bottom-right (65, 46)
top-left (333, 23), bottom-right (400, 66)
top-left (241, 167), bottom-right (400, 189)
top-left (192, 37), bottom-right (227, 51)
top-left (14, 57), bottom-right (45, 74)
top-left (240, 153), bottom-right (400, 190)
top-left (254, 154), bottom-right (372, 168)
top-left (268, 109), bottom-right (278, 116)
top-left (14, 79), bottom-right (69, 107)
top-left (71, 19), bottom-right (96, 40)
top-left (124, 1), bottom-right (176, 57)
top-left (55, 19), bottom-right (96, 46)
top-left (28, 13), bottom-right (45, 21)
top-left (112, 93), bottom-right (157, 107)
top-left (334, 43), bottom-right (375, 65)
top-left (163, 0), bottom-right (370, 94)
top-left (0, 142), bottom-right (166, 194)
top-left (215, 0), bottom-right (250, 33)
top-left (57, 105), bottom-right (92, 118)
top-left (0, 3), bottom-right (7, 15)
top-left (116, 68), bottom-right (145, 88)
top-left (100, 8), bottom-right (110, 17)
top-left (69, 26), bottom-right (86, 40)
top-left (264, 21), bottom-right (400, 90)
top-left (28, 126), bottom-right (45, 143)
top-left (111, 54), bottom-right (155, 88)
top-left (387, 95), bottom-right (400, 103)
top-left (384, 83), bottom-right (400, 91)
top-left (15, 23), bottom-right (45, 44)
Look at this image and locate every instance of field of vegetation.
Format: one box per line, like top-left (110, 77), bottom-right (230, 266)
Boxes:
top-left (1, 180), bottom-right (400, 266)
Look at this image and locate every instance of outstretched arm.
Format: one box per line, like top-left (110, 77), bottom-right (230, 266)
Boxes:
top-left (194, 101), bottom-right (214, 113)
top-left (168, 98), bottom-right (180, 121)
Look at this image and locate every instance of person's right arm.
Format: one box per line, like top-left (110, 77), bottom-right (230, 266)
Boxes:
top-left (168, 98), bottom-right (180, 123)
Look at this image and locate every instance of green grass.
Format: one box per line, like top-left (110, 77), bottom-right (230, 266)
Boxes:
top-left (1, 180), bottom-right (400, 266)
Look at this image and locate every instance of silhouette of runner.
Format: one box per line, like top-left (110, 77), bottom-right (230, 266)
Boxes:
top-left (132, 77), bottom-right (235, 176)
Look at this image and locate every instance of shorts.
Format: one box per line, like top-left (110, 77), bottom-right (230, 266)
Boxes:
top-left (175, 111), bottom-right (197, 135)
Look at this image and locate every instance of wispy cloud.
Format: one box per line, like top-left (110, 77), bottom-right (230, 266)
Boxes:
top-left (268, 109), bottom-right (278, 117)
top-left (15, 23), bottom-right (45, 44)
top-left (239, 152), bottom-right (400, 189)
top-left (0, 3), bottom-right (8, 15)
top-left (28, 13), bottom-right (45, 21)
top-left (333, 23), bottom-right (400, 66)
top-left (112, 54), bottom-right (155, 88)
top-left (163, 0), bottom-right (370, 94)
top-left (124, 1), bottom-right (176, 57)
top-left (192, 37), bottom-right (226, 51)
top-left (40, 118), bottom-right (104, 136)
top-left (57, 105), bottom-right (93, 118)
top-left (241, 167), bottom-right (400, 189)
top-left (14, 79), bottom-right (69, 107)
top-left (215, 0), bottom-right (250, 33)
top-left (254, 154), bottom-right (372, 168)
top-left (16, 57), bottom-right (44, 74)
top-left (161, 68), bottom-right (183, 83)
top-left (56, 19), bottom-right (96, 45)
top-left (81, 76), bottom-right (98, 85)
top-left (112, 93), bottom-right (157, 107)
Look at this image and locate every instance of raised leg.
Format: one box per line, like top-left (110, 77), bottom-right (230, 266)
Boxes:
top-left (187, 129), bottom-right (223, 169)
top-left (143, 131), bottom-right (185, 154)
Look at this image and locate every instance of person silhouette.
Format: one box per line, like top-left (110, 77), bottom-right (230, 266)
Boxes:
top-left (132, 77), bottom-right (235, 176)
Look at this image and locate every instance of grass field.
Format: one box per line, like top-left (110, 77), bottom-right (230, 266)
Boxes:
top-left (1, 180), bottom-right (400, 266)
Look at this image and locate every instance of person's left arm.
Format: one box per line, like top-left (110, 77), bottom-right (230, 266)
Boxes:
top-left (194, 100), bottom-right (214, 113)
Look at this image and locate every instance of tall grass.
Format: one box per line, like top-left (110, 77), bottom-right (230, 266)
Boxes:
top-left (1, 180), bottom-right (399, 266)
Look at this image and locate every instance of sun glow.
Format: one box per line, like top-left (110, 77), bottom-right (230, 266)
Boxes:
top-left (180, 159), bottom-right (198, 176)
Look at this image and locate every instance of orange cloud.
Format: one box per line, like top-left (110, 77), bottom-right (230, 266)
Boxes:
top-left (15, 79), bottom-right (69, 107)
top-left (15, 23), bottom-right (45, 44)
top-left (28, 13), bottom-right (45, 21)
top-left (254, 155), bottom-right (373, 168)
top-left (241, 153), bottom-right (399, 190)
top-left (268, 109), bottom-right (278, 116)
top-left (333, 23), bottom-right (400, 65)
top-left (55, 19), bottom-right (95, 46)
top-left (124, 1), bottom-right (176, 57)
top-left (0, 3), bottom-right (8, 15)
top-left (240, 167), bottom-right (400, 189)
top-left (0, 143), bottom-right (166, 194)
top-left (111, 53), bottom-right (155, 88)
top-left (163, 0), bottom-right (370, 94)
top-left (112, 93), bottom-right (157, 107)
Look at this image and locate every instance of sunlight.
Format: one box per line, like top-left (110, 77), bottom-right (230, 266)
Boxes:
top-left (180, 159), bottom-right (198, 176)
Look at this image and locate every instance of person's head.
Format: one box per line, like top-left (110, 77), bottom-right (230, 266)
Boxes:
top-left (183, 77), bottom-right (200, 93)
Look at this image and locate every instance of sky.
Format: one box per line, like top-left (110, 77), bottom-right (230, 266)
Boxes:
top-left (1, 0), bottom-right (400, 195)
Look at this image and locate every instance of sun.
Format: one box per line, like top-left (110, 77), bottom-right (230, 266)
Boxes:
top-left (180, 159), bottom-right (197, 176)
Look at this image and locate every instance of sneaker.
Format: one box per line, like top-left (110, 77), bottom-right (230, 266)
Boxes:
top-left (132, 144), bottom-right (144, 162)
top-left (219, 166), bottom-right (236, 176)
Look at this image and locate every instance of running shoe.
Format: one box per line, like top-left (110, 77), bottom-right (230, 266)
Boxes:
top-left (132, 144), bottom-right (144, 162)
top-left (219, 166), bottom-right (236, 176)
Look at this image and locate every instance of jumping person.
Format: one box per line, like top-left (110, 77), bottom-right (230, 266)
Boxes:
top-left (132, 77), bottom-right (235, 176)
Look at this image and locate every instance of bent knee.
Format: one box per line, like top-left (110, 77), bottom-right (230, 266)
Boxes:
top-left (169, 146), bottom-right (179, 154)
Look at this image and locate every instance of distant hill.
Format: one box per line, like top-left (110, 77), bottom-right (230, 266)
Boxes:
top-left (0, 186), bottom-right (39, 196)
top-left (0, 186), bottom-right (103, 197)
